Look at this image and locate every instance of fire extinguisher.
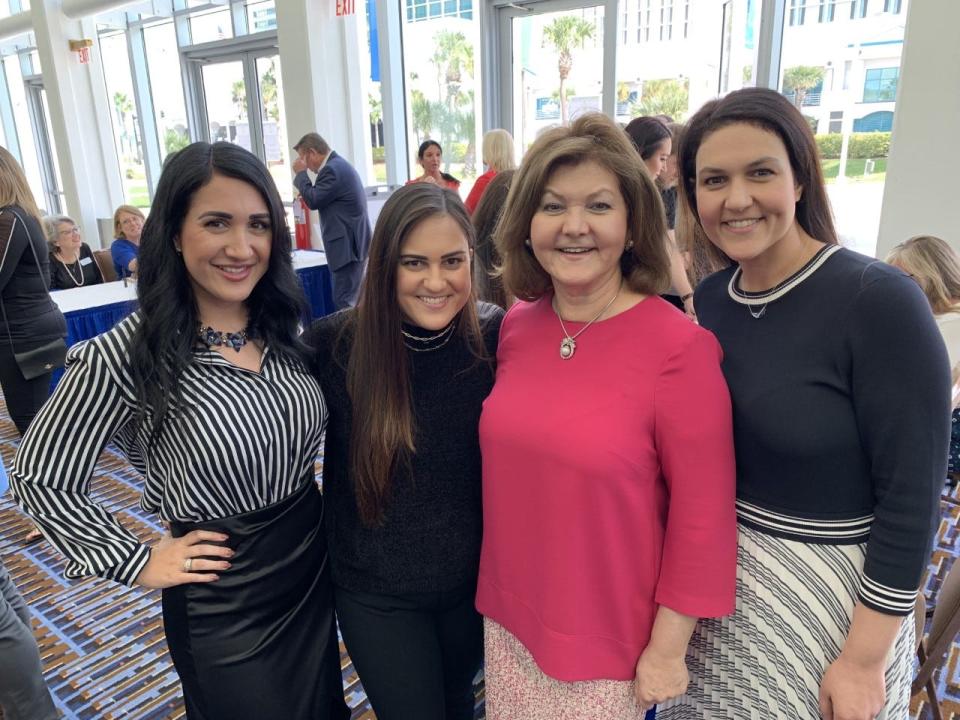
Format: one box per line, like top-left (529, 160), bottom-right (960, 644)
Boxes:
top-left (293, 196), bottom-right (311, 250)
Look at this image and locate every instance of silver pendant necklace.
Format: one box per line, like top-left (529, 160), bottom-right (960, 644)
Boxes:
top-left (552, 284), bottom-right (622, 360)
top-left (748, 302), bottom-right (768, 319)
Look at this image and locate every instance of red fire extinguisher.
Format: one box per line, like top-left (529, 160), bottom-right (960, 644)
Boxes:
top-left (293, 196), bottom-right (311, 250)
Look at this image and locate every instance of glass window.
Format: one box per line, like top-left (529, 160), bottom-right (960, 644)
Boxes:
top-left (401, 3), bottom-right (481, 198)
top-left (781, 0), bottom-right (906, 256)
top-left (4, 55), bottom-right (46, 210)
top-left (789, 0), bottom-right (805, 26)
top-left (98, 30), bottom-right (149, 207)
top-left (862, 66), bottom-right (898, 102)
top-left (818, 0), bottom-right (836, 22)
top-left (189, 7), bottom-right (233, 44)
top-left (247, 1), bottom-right (277, 32)
top-left (255, 55), bottom-right (292, 202)
top-left (143, 21), bottom-right (190, 163)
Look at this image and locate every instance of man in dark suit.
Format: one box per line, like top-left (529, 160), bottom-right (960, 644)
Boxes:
top-left (292, 133), bottom-right (372, 309)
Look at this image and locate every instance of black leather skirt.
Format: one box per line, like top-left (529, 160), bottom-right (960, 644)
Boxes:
top-left (163, 480), bottom-right (349, 720)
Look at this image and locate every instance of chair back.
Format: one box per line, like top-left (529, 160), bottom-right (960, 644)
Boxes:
top-left (94, 249), bottom-right (118, 282)
top-left (914, 559), bottom-right (960, 694)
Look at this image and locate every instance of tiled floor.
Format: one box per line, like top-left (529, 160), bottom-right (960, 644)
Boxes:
top-left (0, 399), bottom-right (956, 719)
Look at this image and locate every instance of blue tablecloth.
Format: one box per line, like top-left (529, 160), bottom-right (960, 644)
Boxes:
top-left (51, 264), bottom-right (334, 389)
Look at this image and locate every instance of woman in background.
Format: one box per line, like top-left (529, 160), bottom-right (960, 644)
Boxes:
top-left (471, 169), bottom-right (515, 309)
top-left (110, 204), bottom-right (144, 278)
top-left (13, 142), bottom-right (348, 720)
top-left (661, 86), bottom-right (949, 720)
top-left (0, 148), bottom-right (67, 438)
top-left (465, 129), bottom-right (516, 214)
top-left (886, 234), bottom-right (960, 483)
top-left (305, 183), bottom-right (503, 720)
top-left (45, 215), bottom-right (104, 290)
top-left (407, 140), bottom-right (461, 191)
top-left (624, 116), bottom-right (696, 319)
top-left (478, 112), bottom-right (736, 719)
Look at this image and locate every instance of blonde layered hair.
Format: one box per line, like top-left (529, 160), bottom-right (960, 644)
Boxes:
top-left (886, 236), bottom-right (960, 315)
top-left (482, 129), bottom-right (516, 173)
top-left (497, 112), bottom-right (671, 301)
top-left (0, 147), bottom-right (42, 222)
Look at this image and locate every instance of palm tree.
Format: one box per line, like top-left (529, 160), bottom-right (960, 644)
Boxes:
top-left (782, 65), bottom-right (825, 109)
top-left (542, 15), bottom-right (595, 125)
top-left (429, 30), bottom-right (475, 170)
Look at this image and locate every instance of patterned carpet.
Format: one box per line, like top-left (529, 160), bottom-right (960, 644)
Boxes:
top-left (0, 396), bottom-right (956, 719)
top-left (0, 402), bottom-right (484, 720)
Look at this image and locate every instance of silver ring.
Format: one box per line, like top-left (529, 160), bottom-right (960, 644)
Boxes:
top-left (183, 557), bottom-right (193, 573)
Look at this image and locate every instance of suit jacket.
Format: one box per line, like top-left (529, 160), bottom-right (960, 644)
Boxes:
top-left (293, 151), bottom-right (372, 271)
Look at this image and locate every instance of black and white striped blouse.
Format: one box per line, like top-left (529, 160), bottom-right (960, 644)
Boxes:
top-left (11, 312), bottom-right (327, 586)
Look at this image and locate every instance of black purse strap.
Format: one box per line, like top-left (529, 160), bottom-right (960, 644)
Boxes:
top-left (0, 207), bottom-right (52, 352)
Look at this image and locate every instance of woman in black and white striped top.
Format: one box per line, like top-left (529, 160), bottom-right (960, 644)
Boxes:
top-left (11, 142), bottom-right (349, 720)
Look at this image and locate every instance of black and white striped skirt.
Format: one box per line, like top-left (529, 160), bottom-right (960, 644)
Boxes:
top-left (658, 525), bottom-right (915, 720)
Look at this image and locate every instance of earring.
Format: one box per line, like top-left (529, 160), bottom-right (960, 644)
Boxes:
top-left (624, 240), bottom-right (634, 252)
top-left (524, 238), bottom-right (532, 247)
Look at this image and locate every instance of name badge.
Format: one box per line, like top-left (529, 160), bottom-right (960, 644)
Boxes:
top-left (80, 257), bottom-right (93, 266)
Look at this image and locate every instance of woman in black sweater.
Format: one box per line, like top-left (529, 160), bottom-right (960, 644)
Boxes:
top-left (0, 148), bottom-right (67, 436)
top-left (659, 87), bottom-right (949, 720)
top-left (304, 183), bottom-right (503, 720)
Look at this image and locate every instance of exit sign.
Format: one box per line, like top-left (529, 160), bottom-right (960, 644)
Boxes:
top-left (336, 0), bottom-right (355, 15)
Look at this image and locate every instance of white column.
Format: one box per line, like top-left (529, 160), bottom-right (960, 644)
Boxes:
top-left (275, 0), bottom-right (372, 183)
top-left (876, 0), bottom-right (960, 257)
top-left (32, 1), bottom-right (124, 248)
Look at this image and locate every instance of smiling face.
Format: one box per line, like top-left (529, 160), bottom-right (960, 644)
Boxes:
top-left (119, 212), bottom-right (144, 243)
top-left (177, 174), bottom-right (272, 325)
top-left (420, 145), bottom-right (442, 176)
top-left (694, 122), bottom-right (805, 270)
top-left (55, 222), bottom-right (82, 255)
top-left (642, 138), bottom-right (672, 181)
top-left (396, 213), bottom-right (472, 330)
top-left (529, 160), bottom-right (629, 296)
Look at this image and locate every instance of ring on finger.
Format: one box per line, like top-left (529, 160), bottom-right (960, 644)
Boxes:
top-left (183, 557), bottom-right (193, 573)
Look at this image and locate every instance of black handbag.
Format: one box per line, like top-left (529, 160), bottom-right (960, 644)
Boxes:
top-left (0, 207), bottom-right (68, 380)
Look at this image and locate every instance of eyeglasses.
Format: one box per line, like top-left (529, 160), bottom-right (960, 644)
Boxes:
top-left (121, 217), bottom-right (142, 227)
top-left (58, 227), bottom-right (80, 237)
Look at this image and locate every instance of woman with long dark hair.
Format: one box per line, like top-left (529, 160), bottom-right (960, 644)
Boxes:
top-left (624, 116), bottom-right (696, 319)
top-left (11, 142), bottom-right (349, 720)
top-left (304, 183), bottom-right (503, 719)
top-left (471, 168), bottom-right (515, 309)
top-left (407, 140), bottom-right (461, 191)
top-left (658, 87), bottom-right (949, 720)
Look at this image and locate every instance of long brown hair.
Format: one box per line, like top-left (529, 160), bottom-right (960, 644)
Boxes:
top-left (472, 169), bottom-right (515, 309)
top-left (497, 112), bottom-right (671, 301)
top-left (677, 87), bottom-right (838, 279)
top-left (347, 183), bottom-right (484, 525)
top-left (0, 147), bottom-right (42, 222)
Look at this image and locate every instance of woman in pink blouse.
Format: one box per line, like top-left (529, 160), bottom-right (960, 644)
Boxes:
top-left (476, 112), bottom-right (737, 718)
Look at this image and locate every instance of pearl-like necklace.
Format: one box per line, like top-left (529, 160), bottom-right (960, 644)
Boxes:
top-left (552, 284), bottom-right (622, 360)
top-left (57, 252), bottom-right (85, 287)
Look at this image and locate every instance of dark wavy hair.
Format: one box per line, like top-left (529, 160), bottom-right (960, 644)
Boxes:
top-left (417, 139), bottom-right (460, 185)
top-left (129, 141), bottom-right (306, 442)
top-left (624, 116), bottom-right (672, 161)
top-left (348, 183), bottom-right (483, 525)
top-left (472, 169), bottom-right (515, 309)
top-left (677, 87), bottom-right (838, 277)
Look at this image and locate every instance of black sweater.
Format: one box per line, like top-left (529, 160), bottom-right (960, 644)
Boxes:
top-left (304, 302), bottom-right (504, 595)
top-left (0, 206), bottom-right (66, 345)
top-left (696, 246), bottom-right (950, 615)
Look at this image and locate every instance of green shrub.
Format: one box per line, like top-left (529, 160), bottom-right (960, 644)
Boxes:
top-left (815, 133), bottom-right (842, 159)
top-left (849, 132), bottom-right (891, 159)
top-left (814, 131), bottom-right (890, 160)
top-left (371, 146), bottom-right (386, 163)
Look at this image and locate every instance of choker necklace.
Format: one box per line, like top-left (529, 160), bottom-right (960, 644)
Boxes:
top-left (198, 324), bottom-right (252, 352)
top-left (403, 319), bottom-right (457, 352)
top-left (58, 254), bottom-right (85, 287)
top-left (553, 284), bottom-right (622, 360)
